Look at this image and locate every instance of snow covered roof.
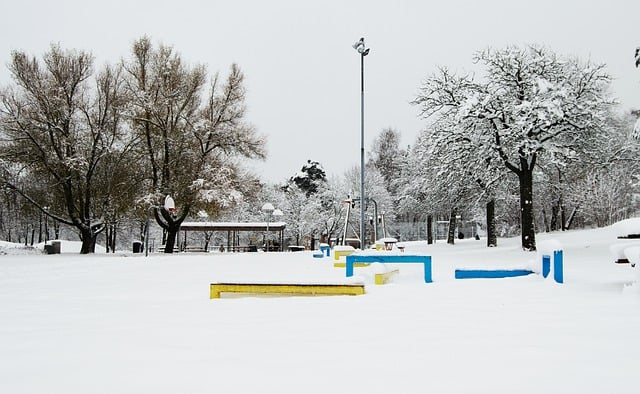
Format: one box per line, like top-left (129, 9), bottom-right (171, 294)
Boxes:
top-left (180, 221), bottom-right (286, 232)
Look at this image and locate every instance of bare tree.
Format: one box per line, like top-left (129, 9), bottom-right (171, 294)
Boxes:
top-left (124, 37), bottom-right (266, 253)
top-left (370, 128), bottom-right (405, 195)
top-left (0, 45), bottom-right (133, 253)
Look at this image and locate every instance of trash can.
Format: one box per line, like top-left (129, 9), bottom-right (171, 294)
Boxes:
top-left (248, 245), bottom-right (258, 252)
top-left (45, 241), bottom-right (61, 254)
top-left (133, 241), bottom-right (143, 253)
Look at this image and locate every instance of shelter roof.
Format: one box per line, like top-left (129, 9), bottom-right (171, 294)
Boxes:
top-left (179, 221), bottom-right (286, 232)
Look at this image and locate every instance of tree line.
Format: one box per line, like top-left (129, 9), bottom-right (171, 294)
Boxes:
top-left (273, 45), bottom-right (639, 252)
top-left (0, 42), bottom-right (638, 253)
top-left (0, 37), bottom-right (265, 253)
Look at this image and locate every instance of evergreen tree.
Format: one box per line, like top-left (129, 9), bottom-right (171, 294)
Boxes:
top-left (290, 160), bottom-right (326, 197)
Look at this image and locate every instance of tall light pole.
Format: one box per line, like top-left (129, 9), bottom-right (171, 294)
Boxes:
top-left (353, 37), bottom-right (370, 250)
top-left (261, 202), bottom-right (275, 252)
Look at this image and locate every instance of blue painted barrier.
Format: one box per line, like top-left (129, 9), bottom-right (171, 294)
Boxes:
top-left (346, 254), bottom-right (432, 283)
top-left (553, 250), bottom-right (563, 283)
top-left (454, 269), bottom-right (535, 279)
top-left (320, 244), bottom-right (330, 257)
top-left (542, 255), bottom-right (551, 278)
top-left (542, 250), bottom-right (564, 283)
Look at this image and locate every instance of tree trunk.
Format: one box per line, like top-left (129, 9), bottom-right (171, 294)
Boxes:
top-left (110, 225), bottom-right (117, 253)
top-left (542, 208), bottom-right (550, 232)
top-left (447, 209), bottom-right (457, 245)
top-left (204, 232), bottom-right (211, 252)
top-left (80, 228), bottom-right (97, 254)
top-left (106, 226), bottom-right (112, 253)
top-left (486, 199), bottom-right (497, 247)
top-left (565, 206), bottom-right (579, 230)
top-left (427, 215), bottom-right (433, 244)
top-left (519, 168), bottom-right (536, 251)
top-left (38, 214), bottom-right (43, 243)
top-left (153, 205), bottom-right (188, 254)
top-left (550, 203), bottom-right (559, 231)
top-left (164, 228), bottom-right (178, 253)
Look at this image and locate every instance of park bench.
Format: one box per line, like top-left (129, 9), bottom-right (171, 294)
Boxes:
top-left (184, 245), bottom-right (207, 253)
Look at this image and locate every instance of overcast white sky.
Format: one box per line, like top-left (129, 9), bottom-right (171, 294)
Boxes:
top-left (1, 0), bottom-right (638, 183)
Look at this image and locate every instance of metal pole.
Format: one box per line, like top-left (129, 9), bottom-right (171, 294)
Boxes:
top-left (370, 198), bottom-right (378, 242)
top-left (359, 51), bottom-right (366, 250)
top-left (266, 215), bottom-right (270, 252)
top-left (145, 206), bottom-right (151, 257)
top-left (145, 205), bottom-right (158, 257)
top-left (342, 200), bottom-right (351, 246)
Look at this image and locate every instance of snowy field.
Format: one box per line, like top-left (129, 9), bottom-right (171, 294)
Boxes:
top-left (1, 225), bottom-right (639, 394)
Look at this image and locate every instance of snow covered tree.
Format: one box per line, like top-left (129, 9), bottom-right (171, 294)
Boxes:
top-left (284, 161), bottom-right (337, 248)
top-left (280, 183), bottom-right (318, 247)
top-left (564, 111), bottom-right (640, 225)
top-left (343, 164), bottom-right (393, 244)
top-left (124, 37), bottom-right (265, 253)
top-left (313, 176), bottom-right (349, 245)
top-left (413, 45), bottom-right (614, 250)
top-left (370, 127), bottom-right (405, 195)
top-left (0, 45), bottom-right (133, 253)
top-left (634, 48), bottom-right (640, 139)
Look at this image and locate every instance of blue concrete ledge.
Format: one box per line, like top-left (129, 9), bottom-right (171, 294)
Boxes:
top-left (455, 269), bottom-right (535, 279)
top-left (346, 254), bottom-right (432, 283)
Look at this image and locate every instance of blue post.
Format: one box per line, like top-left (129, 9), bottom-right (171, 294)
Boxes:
top-left (542, 255), bottom-right (551, 278)
top-left (424, 256), bottom-right (433, 283)
top-left (553, 250), bottom-right (563, 284)
top-left (320, 244), bottom-right (330, 257)
top-left (346, 255), bottom-right (354, 277)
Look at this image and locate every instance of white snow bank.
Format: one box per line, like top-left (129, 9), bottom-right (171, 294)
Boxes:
top-left (1, 227), bottom-right (640, 394)
top-left (623, 247), bottom-right (640, 267)
top-left (537, 239), bottom-right (563, 256)
top-left (612, 218), bottom-right (640, 238)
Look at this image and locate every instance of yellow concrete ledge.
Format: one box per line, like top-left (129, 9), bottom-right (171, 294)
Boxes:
top-left (374, 269), bottom-right (400, 285)
top-left (333, 262), bottom-right (371, 268)
top-left (334, 249), bottom-right (355, 261)
top-left (210, 283), bottom-right (365, 298)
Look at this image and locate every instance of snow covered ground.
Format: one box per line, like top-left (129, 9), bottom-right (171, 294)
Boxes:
top-left (1, 225), bottom-right (639, 393)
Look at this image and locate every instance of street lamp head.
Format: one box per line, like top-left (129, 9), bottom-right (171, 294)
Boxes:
top-left (353, 37), bottom-right (369, 55)
top-left (273, 208), bottom-right (284, 217)
top-left (261, 202), bottom-right (275, 215)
